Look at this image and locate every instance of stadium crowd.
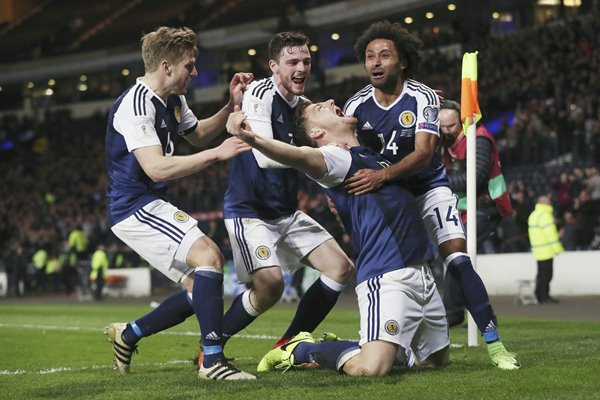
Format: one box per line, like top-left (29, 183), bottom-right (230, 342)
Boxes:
top-left (1, 13), bottom-right (600, 296)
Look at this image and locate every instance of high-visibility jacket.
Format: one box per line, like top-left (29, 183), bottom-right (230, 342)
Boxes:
top-left (46, 258), bottom-right (61, 274)
top-left (32, 249), bottom-right (48, 270)
top-left (90, 249), bottom-right (109, 281)
top-left (68, 229), bottom-right (88, 254)
top-left (528, 203), bottom-right (564, 261)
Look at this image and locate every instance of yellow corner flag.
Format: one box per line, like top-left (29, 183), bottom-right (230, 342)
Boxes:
top-left (460, 52), bottom-right (482, 133)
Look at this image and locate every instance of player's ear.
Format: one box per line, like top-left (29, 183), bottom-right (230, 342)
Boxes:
top-left (309, 128), bottom-right (325, 139)
top-left (268, 59), bottom-right (278, 74)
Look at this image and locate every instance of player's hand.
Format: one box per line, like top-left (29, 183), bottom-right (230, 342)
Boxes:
top-left (215, 136), bottom-right (251, 161)
top-left (434, 89), bottom-right (445, 105)
top-left (228, 72), bottom-right (254, 108)
top-left (345, 168), bottom-right (386, 195)
top-left (226, 105), bottom-right (256, 144)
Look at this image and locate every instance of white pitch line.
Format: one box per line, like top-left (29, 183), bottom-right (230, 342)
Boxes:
top-left (0, 323), bottom-right (278, 340)
top-left (1, 357), bottom-right (256, 376)
top-left (0, 359), bottom-right (208, 376)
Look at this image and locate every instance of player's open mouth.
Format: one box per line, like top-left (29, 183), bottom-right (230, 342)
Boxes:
top-left (371, 71), bottom-right (384, 79)
top-left (292, 77), bottom-right (305, 85)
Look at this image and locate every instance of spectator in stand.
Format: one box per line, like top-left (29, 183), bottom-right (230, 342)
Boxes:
top-left (560, 210), bottom-right (584, 250)
top-left (551, 172), bottom-right (574, 216)
top-left (585, 166), bottom-right (600, 200)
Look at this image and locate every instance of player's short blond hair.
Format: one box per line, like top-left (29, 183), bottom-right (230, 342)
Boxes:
top-left (141, 26), bottom-right (199, 72)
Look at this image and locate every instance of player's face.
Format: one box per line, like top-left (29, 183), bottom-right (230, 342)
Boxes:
top-left (271, 45), bottom-right (311, 100)
top-left (305, 99), bottom-right (355, 132)
top-left (364, 39), bottom-right (405, 92)
top-left (170, 50), bottom-right (197, 95)
top-left (439, 108), bottom-right (462, 142)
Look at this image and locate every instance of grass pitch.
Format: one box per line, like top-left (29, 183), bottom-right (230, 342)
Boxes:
top-left (1, 298), bottom-right (599, 400)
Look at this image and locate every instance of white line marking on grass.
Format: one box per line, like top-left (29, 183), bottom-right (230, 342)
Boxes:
top-left (0, 358), bottom-right (255, 376)
top-left (1, 360), bottom-right (183, 376)
top-left (0, 323), bottom-right (278, 340)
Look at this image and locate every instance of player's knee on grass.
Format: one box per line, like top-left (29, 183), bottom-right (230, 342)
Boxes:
top-left (416, 346), bottom-right (450, 368)
top-left (343, 340), bottom-right (397, 376)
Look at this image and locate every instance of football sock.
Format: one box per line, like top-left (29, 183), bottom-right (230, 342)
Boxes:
top-left (222, 290), bottom-right (259, 344)
top-left (281, 276), bottom-right (344, 340)
top-left (192, 268), bottom-right (225, 367)
top-left (122, 289), bottom-right (194, 346)
top-left (446, 253), bottom-right (499, 342)
top-left (293, 341), bottom-right (360, 371)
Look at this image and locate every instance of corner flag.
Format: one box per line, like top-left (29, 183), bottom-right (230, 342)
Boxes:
top-left (461, 51), bottom-right (481, 347)
top-left (460, 52), bottom-right (482, 133)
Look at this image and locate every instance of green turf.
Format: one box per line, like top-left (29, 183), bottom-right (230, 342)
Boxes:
top-left (1, 301), bottom-right (599, 400)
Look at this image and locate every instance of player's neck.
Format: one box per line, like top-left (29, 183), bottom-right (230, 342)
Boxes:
top-left (373, 79), bottom-right (403, 107)
top-left (332, 127), bottom-right (359, 147)
top-left (140, 75), bottom-right (168, 102)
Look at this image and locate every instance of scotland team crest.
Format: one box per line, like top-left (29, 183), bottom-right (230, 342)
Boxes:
top-left (255, 245), bottom-right (271, 260)
top-left (399, 111), bottom-right (416, 128)
top-left (174, 106), bottom-right (181, 123)
top-left (384, 320), bottom-right (400, 335)
top-left (173, 210), bottom-right (189, 223)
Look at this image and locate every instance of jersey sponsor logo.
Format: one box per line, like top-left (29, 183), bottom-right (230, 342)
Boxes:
top-left (255, 245), bottom-right (271, 260)
top-left (422, 106), bottom-right (439, 122)
top-left (362, 121), bottom-right (373, 130)
top-left (174, 106), bottom-right (181, 123)
top-left (248, 101), bottom-right (265, 117)
top-left (173, 211), bottom-right (190, 223)
top-left (399, 111), bottom-right (416, 128)
top-left (135, 123), bottom-right (153, 140)
top-left (384, 320), bottom-right (399, 335)
top-left (418, 122), bottom-right (438, 131)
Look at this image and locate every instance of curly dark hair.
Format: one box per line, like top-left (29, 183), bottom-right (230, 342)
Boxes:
top-left (268, 31), bottom-right (310, 62)
top-left (291, 100), bottom-right (317, 148)
top-left (353, 20), bottom-right (423, 79)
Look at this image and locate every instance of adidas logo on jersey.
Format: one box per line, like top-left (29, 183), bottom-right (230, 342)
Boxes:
top-left (362, 121), bottom-right (373, 130)
top-left (160, 120), bottom-right (167, 128)
top-left (205, 331), bottom-right (221, 341)
top-left (276, 114), bottom-right (284, 124)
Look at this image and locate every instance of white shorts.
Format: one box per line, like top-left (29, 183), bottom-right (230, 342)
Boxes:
top-left (225, 210), bottom-right (333, 283)
top-left (356, 265), bottom-right (449, 361)
top-left (417, 186), bottom-right (466, 246)
top-left (111, 199), bottom-right (204, 283)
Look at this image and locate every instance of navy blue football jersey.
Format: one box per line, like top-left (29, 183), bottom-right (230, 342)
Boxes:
top-left (317, 145), bottom-right (435, 284)
top-left (105, 79), bottom-right (197, 225)
top-left (343, 79), bottom-right (448, 196)
top-left (224, 77), bottom-right (302, 219)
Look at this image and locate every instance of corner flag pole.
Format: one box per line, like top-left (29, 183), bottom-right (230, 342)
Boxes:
top-left (461, 52), bottom-right (482, 347)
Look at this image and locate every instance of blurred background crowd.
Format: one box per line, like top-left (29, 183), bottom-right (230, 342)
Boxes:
top-left (1, 0), bottom-right (599, 296)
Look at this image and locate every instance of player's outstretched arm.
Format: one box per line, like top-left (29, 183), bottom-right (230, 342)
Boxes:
top-left (134, 137), bottom-right (250, 182)
top-left (226, 108), bottom-right (327, 180)
top-left (186, 72), bottom-right (254, 147)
